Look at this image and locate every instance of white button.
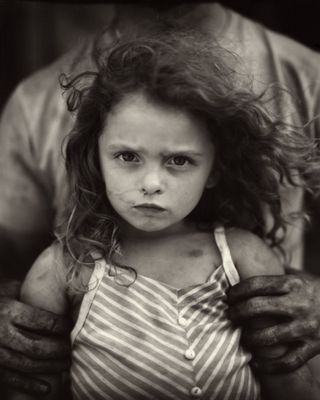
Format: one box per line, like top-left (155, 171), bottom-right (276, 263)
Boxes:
top-left (190, 386), bottom-right (202, 398)
top-left (178, 317), bottom-right (187, 326)
top-left (184, 348), bottom-right (196, 360)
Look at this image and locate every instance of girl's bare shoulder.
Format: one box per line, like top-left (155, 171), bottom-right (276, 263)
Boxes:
top-left (20, 242), bottom-right (69, 315)
top-left (225, 228), bottom-right (284, 280)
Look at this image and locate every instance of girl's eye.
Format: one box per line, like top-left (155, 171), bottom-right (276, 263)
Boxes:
top-left (168, 156), bottom-right (191, 167)
top-left (117, 152), bottom-right (139, 163)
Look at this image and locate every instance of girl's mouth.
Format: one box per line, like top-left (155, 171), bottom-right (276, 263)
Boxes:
top-left (134, 203), bottom-right (166, 213)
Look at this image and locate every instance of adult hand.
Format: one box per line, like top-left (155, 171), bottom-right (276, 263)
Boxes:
top-left (0, 280), bottom-right (71, 395)
top-left (227, 270), bottom-right (320, 373)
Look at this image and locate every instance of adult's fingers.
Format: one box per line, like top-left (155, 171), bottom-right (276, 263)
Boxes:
top-left (0, 368), bottom-right (50, 395)
top-left (14, 310), bottom-right (70, 336)
top-left (253, 342), bottom-right (320, 374)
top-left (242, 321), bottom-right (308, 347)
top-left (0, 347), bottom-right (70, 373)
top-left (1, 324), bottom-right (70, 358)
top-left (228, 275), bottom-right (289, 305)
top-left (228, 296), bottom-right (292, 322)
top-left (9, 301), bottom-right (70, 335)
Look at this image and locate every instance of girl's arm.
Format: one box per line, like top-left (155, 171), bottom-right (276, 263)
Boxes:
top-left (227, 229), bottom-right (320, 400)
top-left (6, 243), bottom-right (69, 400)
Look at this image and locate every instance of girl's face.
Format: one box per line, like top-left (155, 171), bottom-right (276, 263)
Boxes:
top-left (98, 92), bottom-right (215, 235)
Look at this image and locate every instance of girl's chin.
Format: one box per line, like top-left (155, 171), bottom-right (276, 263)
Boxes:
top-left (116, 216), bottom-right (170, 233)
top-left (127, 224), bottom-right (171, 234)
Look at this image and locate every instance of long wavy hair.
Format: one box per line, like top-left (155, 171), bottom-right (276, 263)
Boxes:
top-left (57, 25), bottom-right (320, 280)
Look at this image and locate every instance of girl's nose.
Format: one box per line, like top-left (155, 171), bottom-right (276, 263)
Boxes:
top-left (140, 170), bottom-right (164, 195)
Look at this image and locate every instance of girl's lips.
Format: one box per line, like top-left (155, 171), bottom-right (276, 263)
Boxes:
top-left (134, 204), bottom-right (166, 212)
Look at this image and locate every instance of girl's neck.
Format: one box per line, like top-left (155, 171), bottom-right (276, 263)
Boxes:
top-left (119, 219), bottom-right (197, 245)
top-left (112, 220), bottom-right (220, 290)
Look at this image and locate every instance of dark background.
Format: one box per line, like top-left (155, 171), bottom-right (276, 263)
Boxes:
top-left (1, 0), bottom-right (320, 272)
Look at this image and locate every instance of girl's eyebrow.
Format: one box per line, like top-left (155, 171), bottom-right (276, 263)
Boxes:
top-left (107, 143), bottom-right (204, 156)
top-left (161, 150), bottom-right (204, 158)
top-left (106, 143), bottom-right (145, 152)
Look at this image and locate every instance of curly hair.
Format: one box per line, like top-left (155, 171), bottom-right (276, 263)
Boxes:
top-left (57, 25), bottom-right (320, 276)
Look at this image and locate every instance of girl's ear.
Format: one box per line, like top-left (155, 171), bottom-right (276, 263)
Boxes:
top-left (206, 172), bottom-right (219, 189)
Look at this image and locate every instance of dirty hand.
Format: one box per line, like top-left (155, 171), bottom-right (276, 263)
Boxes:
top-left (0, 280), bottom-right (70, 395)
top-left (227, 270), bottom-right (320, 373)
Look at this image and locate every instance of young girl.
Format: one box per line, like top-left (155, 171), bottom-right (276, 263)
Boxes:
top-left (11, 27), bottom-right (320, 399)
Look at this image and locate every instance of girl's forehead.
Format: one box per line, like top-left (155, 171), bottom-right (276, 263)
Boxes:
top-left (111, 91), bottom-right (173, 116)
top-left (103, 93), bottom-right (212, 149)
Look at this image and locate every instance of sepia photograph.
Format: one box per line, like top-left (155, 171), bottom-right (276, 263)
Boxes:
top-left (1, 1), bottom-right (320, 399)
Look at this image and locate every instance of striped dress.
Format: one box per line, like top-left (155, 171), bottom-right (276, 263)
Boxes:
top-left (70, 227), bottom-right (260, 400)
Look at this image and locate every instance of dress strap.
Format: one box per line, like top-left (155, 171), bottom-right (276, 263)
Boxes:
top-left (214, 226), bottom-right (240, 286)
top-left (71, 259), bottom-right (106, 343)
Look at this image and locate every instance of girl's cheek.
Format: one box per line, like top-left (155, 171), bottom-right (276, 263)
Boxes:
top-left (106, 185), bottom-right (134, 198)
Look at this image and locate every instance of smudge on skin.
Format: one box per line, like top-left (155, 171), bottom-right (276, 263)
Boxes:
top-left (188, 249), bottom-right (203, 258)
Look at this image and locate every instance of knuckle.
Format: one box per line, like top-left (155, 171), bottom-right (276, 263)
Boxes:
top-left (243, 300), bottom-right (258, 316)
top-left (25, 338), bottom-right (46, 358)
top-left (306, 319), bottom-right (320, 338)
top-left (0, 325), bottom-right (18, 351)
top-left (304, 342), bottom-right (320, 359)
top-left (288, 275), bottom-right (303, 291)
top-left (309, 319), bottom-right (319, 333)
top-left (274, 355), bottom-right (300, 372)
top-left (244, 278), bottom-right (257, 292)
top-left (291, 352), bottom-right (306, 369)
top-left (11, 329), bottom-right (44, 358)
top-left (249, 297), bottom-right (268, 315)
top-left (237, 277), bottom-right (260, 294)
top-left (248, 276), bottom-right (264, 292)
top-left (288, 323), bottom-right (305, 340)
top-left (253, 328), bottom-right (277, 346)
top-left (264, 329), bottom-right (278, 346)
top-left (294, 299), bottom-right (316, 320)
top-left (299, 293), bottom-right (312, 308)
top-left (292, 301), bottom-right (307, 316)
top-left (280, 277), bottom-right (291, 292)
top-left (283, 345), bottom-right (310, 371)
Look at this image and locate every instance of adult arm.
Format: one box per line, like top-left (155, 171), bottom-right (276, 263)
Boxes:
top-left (0, 83), bottom-right (71, 394)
